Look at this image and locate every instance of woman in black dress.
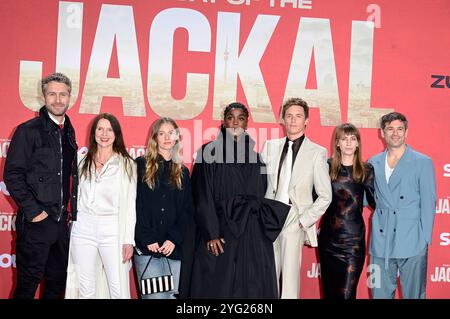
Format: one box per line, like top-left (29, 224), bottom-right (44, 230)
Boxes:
top-left (189, 102), bottom-right (290, 298)
top-left (318, 123), bottom-right (375, 299)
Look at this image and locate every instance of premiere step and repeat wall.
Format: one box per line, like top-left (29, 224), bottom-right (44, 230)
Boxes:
top-left (0, 0), bottom-right (449, 298)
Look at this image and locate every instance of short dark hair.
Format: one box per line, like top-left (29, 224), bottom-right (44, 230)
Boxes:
top-left (281, 97), bottom-right (309, 119)
top-left (380, 112), bottom-right (408, 130)
top-left (41, 72), bottom-right (72, 95)
top-left (223, 102), bottom-right (249, 120)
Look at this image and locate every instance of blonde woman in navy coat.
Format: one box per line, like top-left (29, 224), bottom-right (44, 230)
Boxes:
top-left (368, 112), bottom-right (436, 299)
top-left (134, 117), bottom-right (193, 299)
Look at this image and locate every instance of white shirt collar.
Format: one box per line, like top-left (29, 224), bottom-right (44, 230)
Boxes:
top-left (48, 112), bottom-right (66, 126)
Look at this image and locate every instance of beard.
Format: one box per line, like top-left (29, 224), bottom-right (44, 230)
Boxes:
top-left (387, 136), bottom-right (405, 148)
top-left (47, 103), bottom-right (69, 116)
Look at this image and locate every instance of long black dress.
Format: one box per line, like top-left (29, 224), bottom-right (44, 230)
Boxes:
top-left (189, 128), bottom-right (290, 299)
top-left (318, 161), bottom-right (375, 299)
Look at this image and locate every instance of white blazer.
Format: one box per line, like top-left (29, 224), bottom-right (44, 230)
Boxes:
top-left (261, 136), bottom-right (332, 247)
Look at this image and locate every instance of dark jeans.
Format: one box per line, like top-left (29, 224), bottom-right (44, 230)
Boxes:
top-left (14, 212), bottom-right (70, 299)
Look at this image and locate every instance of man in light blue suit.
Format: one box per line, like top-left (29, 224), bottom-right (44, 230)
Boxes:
top-left (368, 112), bottom-right (436, 299)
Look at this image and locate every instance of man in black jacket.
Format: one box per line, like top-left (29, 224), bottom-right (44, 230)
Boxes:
top-left (4, 72), bottom-right (78, 299)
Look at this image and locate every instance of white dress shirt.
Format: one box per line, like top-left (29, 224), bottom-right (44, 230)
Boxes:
top-left (48, 112), bottom-right (65, 126)
top-left (275, 140), bottom-right (293, 205)
top-left (78, 154), bottom-right (120, 216)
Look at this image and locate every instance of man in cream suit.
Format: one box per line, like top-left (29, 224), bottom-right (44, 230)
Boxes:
top-left (261, 98), bottom-right (332, 299)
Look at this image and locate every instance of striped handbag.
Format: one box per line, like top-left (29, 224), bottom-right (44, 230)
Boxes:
top-left (139, 255), bottom-right (174, 295)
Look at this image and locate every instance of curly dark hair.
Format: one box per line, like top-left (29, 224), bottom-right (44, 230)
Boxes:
top-left (223, 102), bottom-right (249, 120)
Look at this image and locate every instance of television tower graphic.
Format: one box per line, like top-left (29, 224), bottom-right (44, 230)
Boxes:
top-left (223, 37), bottom-right (229, 82)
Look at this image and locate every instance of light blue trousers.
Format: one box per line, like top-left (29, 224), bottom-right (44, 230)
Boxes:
top-left (370, 246), bottom-right (428, 299)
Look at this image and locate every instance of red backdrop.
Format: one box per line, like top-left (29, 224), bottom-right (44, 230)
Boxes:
top-left (0, 0), bottom-right (449, 298)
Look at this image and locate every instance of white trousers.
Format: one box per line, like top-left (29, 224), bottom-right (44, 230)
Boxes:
top-left (71, 212), bottom-right (122, 298)
top-left (274, 222), bottom-right (305, 299)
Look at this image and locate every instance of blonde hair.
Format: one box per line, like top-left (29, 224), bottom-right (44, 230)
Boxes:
top-left (144, 117), bottom-right (184, 190)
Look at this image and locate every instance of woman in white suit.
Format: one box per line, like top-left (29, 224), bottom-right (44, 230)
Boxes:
top-left (65, 113), bottom-right (136, 299)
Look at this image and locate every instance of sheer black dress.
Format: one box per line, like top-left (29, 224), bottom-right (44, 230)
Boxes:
top-left (318, 160), bottom-right (375, 299)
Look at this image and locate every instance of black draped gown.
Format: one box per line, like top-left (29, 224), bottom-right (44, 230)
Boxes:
top-left (318, 161), bottom-right (375, 299)
top-left (189, 129), bottom-right (290, 299)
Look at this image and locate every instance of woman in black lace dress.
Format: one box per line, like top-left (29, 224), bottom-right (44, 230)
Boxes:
top-left (318, 123), bottom-right (375, 299)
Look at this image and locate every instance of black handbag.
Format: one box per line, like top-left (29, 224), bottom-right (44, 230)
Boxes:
top-left (139, 255), bottom-right (174, 295)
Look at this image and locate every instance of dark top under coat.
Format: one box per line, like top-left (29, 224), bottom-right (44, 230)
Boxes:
top-left (134, 155), bottom-right (193, 260)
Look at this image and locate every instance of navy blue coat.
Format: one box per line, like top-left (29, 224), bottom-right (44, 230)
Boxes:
top-left (134, 156), bottom-right (193, 260)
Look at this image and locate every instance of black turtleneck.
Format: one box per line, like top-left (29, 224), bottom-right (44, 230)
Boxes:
top-left (214, 127), bottom-right (260, 165)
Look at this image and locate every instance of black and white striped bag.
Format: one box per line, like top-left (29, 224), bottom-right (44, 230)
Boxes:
top-left (139, 255), bottom-right (174, 295)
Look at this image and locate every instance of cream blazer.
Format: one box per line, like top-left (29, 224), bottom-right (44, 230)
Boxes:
top-left (261, 137), bottom-right (332, 247)
top-left (65, 155), bottom-right (137, 299)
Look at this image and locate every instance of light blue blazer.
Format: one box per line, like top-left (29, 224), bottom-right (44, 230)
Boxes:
top-left (368, 145), bottom-right (436, 267)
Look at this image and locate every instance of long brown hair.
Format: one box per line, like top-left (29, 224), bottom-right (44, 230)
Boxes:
top-left (80, 113), bottom-right (133, 180)
top-left (330, 123), bottom-right (366, 183)
top-left (144, 117), bottom-right (184, 190)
